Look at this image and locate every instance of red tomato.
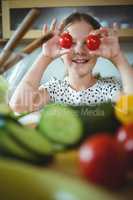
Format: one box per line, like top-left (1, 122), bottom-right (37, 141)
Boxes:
top-left (86, 34), bottom-right (100, 51)
top-left (59, 33), bottom-right (73, 49)
top-left (79, 134), bottom-right (127, 188)
top-left (116, 123), bottom-right (133, 172)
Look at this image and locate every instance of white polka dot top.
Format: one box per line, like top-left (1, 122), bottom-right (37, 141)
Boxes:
top-left (40, 76), bottom-right (122, 106)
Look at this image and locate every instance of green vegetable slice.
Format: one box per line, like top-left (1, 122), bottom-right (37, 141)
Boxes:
top-left (5, 122), bottom-right (54, 156)
top-left (39, 104), bottom-right (83, 145)
top-left (0, 129), bottom-right (36, 160)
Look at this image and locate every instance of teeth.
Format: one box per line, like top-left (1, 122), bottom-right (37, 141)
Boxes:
top-left (73, 59), bottom-right (88, 63)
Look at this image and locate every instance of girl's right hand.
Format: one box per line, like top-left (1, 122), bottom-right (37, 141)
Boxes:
top-left (42, 19), bottom-right (70, 60)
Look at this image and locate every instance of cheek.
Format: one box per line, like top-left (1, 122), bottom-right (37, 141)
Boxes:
top-left (89, 56), bottom-right (97, 65)
top-left (62, 54), bottom-right (73, 65)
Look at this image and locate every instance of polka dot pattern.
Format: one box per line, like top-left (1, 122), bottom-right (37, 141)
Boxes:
top-left (40, 77), bottom-right (122, 106)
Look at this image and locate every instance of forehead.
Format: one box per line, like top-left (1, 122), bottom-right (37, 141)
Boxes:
top-left (66, 20), bottom-right (94, 39)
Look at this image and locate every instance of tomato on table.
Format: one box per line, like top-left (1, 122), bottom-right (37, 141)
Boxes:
top-left (79, 134), bottom-right (127, 188)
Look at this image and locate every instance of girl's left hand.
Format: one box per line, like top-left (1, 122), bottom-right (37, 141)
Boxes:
top-left (89, 23), bottom-right (121, 63)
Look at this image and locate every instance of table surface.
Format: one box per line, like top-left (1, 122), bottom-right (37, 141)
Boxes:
top-left (49, 150), bottom-right (133, 200)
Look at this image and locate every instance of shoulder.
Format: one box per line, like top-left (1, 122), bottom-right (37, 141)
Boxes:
top-left (44, 77), bottom-right (60, 85)
top-left (39, 77), bottom-right (68, 103)
top-left (98, 76), bottom-right (122, 90)
top-left (40, 77), bottom-right (68, 90)
top-left (97, 76), bottom-right (122, 102)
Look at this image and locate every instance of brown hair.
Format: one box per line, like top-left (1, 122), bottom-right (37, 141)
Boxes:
top-left (61, 12), bottom-right (101, 31)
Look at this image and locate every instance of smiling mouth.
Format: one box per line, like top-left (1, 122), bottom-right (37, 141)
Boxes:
top-left (72, 59), bottom-right (89, 64)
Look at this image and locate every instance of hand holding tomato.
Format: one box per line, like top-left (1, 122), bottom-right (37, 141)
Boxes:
top-left (42, 19), bottom-right (70, 60)
top-left (88, 24), bottom-right (121, 63)
top-left (79, 134), bottom-right (127, 188)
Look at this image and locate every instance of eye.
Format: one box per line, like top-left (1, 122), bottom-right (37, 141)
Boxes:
top-left (72, 41), bottom-right (76, 46)
top-left (83, 41), bottom-right (87, 46)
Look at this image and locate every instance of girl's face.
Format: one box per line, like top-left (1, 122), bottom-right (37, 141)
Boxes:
top-left (61, 20), bottom-right (97, 77)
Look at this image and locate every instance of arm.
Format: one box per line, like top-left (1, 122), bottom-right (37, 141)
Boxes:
top-left (9, 53), bottom-right (52, 113)
top-left (112, 52), bottom-right (133, 94)
top-left (9, 19), bottom-right (69, 113)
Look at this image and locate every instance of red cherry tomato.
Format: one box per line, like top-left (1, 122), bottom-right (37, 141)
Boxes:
top-left (86, 34), bottom-right (100, 51)
top-left (59, 33), bottom-right (73, 49)
top-left (79, 134), bottom-right (127, 188)
top-left (116, 123), bottom-right (133, 172)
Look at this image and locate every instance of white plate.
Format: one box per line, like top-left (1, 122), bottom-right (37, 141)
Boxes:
top-left (18, 111), bottom-right (41, 125)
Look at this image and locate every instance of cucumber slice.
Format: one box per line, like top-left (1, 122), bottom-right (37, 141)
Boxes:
top-left (39, 104), bottom-right (83, 145)
top-left (5, 121), bottom-right (54, 156)
top-left (39, 103), bottom-right (120, 147)
top-left (0, 129), bottom-right (54, 165)
top-left (0, 130), bottom-right (36, 160)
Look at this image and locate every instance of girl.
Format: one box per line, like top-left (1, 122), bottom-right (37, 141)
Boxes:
top-left (9, 12), bottom-right (133, 113)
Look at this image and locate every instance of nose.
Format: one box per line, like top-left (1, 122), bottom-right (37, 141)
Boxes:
top-left (73, 42), bottom-right (86, 54)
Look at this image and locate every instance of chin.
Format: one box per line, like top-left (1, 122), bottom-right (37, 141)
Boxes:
top-left (73, 64), bottom-right (92, 75)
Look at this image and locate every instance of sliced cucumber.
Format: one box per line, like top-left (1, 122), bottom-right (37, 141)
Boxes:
top-left (39, 104), bottom-right (83, 146)
top-left (0, 129), bottom-right (36, 160)
top-left (5, 121), bottom-right (54, 156)
top-left (39, 103), bottom-right (120, 147)
top-left (0, 129), bottom-right (54, 165)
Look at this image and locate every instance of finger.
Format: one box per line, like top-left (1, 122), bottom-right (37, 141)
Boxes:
top-left (89, 49), bottom-right (101, 57)
top-left (90, 28), bottom-right (109, 38)
top-left (50, 18), bottom-right (57, 32)
top-left (59, 49), bottom-right (70, 56)
top-left (100, 27), bottom-right (117, 38)
top-left (42, 24), bottom-right (48, 35)
top-left (57, 21), bottom-right (65, 34)
top-left (89, 29), bottom-right (101, 35)
top-left (99, 27), bottom-right (109, 37)
top-left (112, 22), bottom-right (119, 36)
top-left (53, 21), bottom-right (64, 36)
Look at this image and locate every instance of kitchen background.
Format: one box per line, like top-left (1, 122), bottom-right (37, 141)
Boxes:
top-left (0, 1), bottom-right (133, 94)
